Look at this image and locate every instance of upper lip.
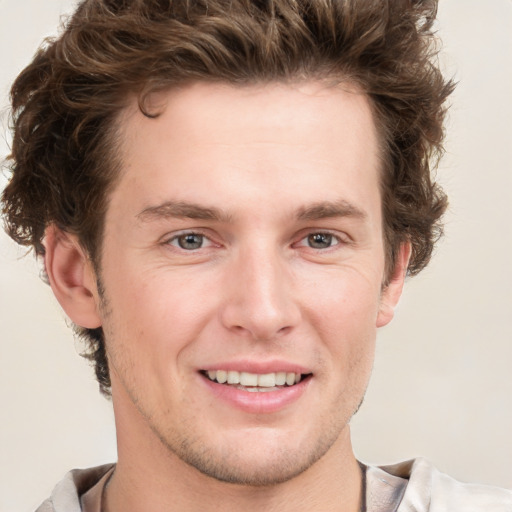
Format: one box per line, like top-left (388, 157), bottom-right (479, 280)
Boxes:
top-left (200, 360), bottom-right (312, 375)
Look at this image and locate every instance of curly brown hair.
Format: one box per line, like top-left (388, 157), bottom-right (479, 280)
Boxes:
top-left (1, 0), bottom-right (454, 395)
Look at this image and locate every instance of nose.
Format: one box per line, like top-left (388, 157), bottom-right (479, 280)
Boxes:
top-left (219, 245), bottom-right (301, 341)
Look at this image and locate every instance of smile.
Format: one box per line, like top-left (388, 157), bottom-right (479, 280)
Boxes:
top-left (202, 370), bottom-right (308, 391)
top-left (200, 367), bottom-right (313, 413)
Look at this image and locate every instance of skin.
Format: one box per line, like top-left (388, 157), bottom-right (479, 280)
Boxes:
top-left (45, 81), bottom-right (409, 511)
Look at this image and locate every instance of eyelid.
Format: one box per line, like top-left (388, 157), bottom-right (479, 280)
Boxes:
top-left (162, 229), bottom-right (218, 249)
top-left (294, 230), bottom-right (350, 248)
top-left (160, 228), bottom-right (350, 250)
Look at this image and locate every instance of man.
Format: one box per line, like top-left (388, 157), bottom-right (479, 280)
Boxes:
top-left (1, 0), bottom-right (511, 510)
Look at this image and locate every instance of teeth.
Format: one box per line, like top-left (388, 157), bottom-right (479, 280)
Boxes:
top-left (205, 370), bottom-right (304, 387)
top-left (258, 373), bottom-right (276, 387)
top-left (240, 372), bottom-right (258, 386)
top-left (227, 371), bottom-right (240, 384)
top-left (275, 372), bottom-right (286, 385)
top-left (216, 370), bottom-right (227, 384)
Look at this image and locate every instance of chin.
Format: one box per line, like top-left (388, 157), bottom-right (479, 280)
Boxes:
top-left (180, 447), bottom-right (323, 487)
top-left (157, 423), bottom-right (343, 487)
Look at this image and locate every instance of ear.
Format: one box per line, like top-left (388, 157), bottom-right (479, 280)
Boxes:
top-left (376, 242), bottom-right (411, 328)
top-left (43, 225), bottom-right (102, 329)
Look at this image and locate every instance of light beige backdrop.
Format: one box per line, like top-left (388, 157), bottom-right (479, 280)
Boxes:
top-left (1, 1), bottom-right (511, 510)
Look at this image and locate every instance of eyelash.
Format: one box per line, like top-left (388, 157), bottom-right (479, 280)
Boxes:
top-left (165, 231), bottom-right (215, 251)
top-left (164, 230), bottom-right (347, 252)
top-left (295, 232), bottom-right (343, 250)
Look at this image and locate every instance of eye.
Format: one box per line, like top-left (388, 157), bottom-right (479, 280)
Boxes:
top-left (168, 232), bottom-right (210, 250)
top-left (298, 232), bottom-right (341, 249)
top-left (307, 233), bottom-right (338, 249)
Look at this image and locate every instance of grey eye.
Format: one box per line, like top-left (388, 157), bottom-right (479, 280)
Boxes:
top-left (176, 233), bottom-right (204, 250)
top-left (307, 233), bottom-right (334, 249)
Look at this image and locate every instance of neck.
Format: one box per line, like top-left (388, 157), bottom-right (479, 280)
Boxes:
top-left (107, 429), bottom-right (363, 512)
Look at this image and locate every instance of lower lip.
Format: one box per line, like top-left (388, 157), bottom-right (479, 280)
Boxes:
top-left (200, 374), bottom-right (311, 414)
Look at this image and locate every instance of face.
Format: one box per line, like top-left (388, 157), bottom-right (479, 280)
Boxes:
top-left (94, 81), bottom-right (403, 485)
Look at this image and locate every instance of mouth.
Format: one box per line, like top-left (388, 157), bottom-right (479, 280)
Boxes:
top-left (200, 370), bottom-right (312, 392)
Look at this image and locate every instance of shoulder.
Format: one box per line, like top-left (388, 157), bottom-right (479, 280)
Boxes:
top-left (35, 464), bottom-right (115, 512)
top-left (379, 457), bottom-right (512, 512)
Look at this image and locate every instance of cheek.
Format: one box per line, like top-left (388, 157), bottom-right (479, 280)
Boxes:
top-left (102, 262), bottom-right (219, 358)
top-left (299, 267), bottom-right (382, 331)
top-left (298, 268), bottom-right (380, 378)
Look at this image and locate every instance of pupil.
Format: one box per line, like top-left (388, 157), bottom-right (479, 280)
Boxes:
top-left (178, 234), bottom-right (203, 249)
top-left (308, 233), bottom-right (331, 248)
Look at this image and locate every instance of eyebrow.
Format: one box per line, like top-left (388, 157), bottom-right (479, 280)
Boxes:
top-left (137, 201), bottom-right (233, 223)
top-left (136, 199), bottom-right (366, 224)
top-left (296, 199), bottom-right (367, 221)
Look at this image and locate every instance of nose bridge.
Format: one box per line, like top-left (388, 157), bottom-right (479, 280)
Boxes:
top-left (221, 240), bottom-right (300, 339)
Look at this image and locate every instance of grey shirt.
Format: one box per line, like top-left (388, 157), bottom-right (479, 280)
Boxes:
top-left (35, 458), bottom-right (512, 512)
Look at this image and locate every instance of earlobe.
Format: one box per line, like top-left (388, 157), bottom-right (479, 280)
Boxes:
top-left (376, 242), bottom-right (411, 328)
top-left (43, 225), bottom-right (102, 329)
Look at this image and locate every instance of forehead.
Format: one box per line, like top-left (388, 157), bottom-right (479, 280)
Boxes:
top-left (112, 81), bottom-right (381, 220)
top-left (122, 80), bottom-right (377, 150)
